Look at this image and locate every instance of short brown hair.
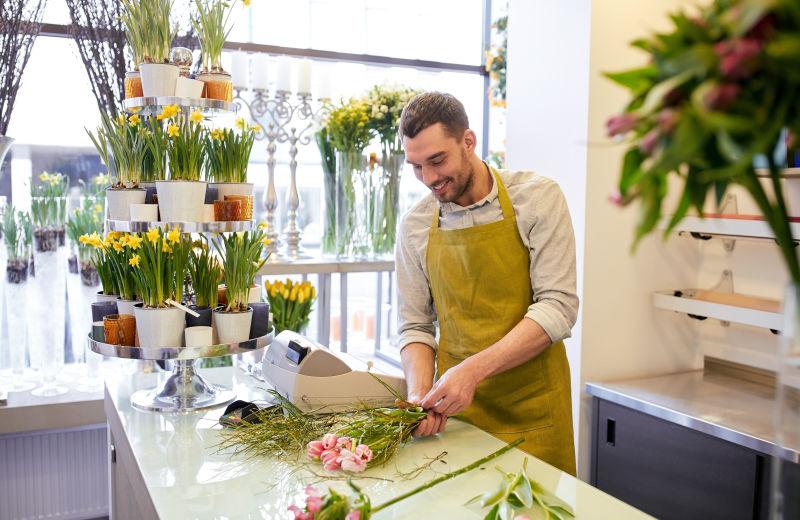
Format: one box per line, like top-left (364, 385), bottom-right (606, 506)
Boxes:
top-left (399, 91), bottom-right (469, 140)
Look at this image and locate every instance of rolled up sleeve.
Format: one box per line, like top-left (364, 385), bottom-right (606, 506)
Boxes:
top-left (524, 180), bottom-right (579, 343)
top-left (395, 213), bottom-right (438, 353)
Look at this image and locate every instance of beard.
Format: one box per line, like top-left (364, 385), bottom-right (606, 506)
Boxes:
top-left (431, 150), bottom-right (475, 203)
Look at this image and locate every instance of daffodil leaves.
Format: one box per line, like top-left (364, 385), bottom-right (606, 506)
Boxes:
top-left (465, 458), bottom-right (574, 520)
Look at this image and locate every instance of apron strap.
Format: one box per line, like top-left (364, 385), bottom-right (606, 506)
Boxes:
top-left (430, 164), bottom-right (516, 229)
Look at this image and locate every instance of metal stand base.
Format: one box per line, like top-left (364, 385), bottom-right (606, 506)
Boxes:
top-left (131, 359), bottom-right (235, 412)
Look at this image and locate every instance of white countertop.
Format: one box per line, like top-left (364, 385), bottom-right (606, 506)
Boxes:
top-left (106, 367), bottom-right (651, 519)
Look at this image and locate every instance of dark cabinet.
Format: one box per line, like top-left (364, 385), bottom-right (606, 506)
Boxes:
top-left (590, 399), bottom-right (799, 520)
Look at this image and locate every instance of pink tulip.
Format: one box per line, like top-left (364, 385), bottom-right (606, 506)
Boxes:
top-left (323, 456), bottom-right (342, 471)
top-left (354, 444), bottom-right (373, 462)
top-left (321, 433), bottom-right (338, 450)
top-left (606, 114), bottom-right (638, 137)
top-left (339, 450), bottom-right (367, 473)
top-left (657, 108), bottom-right (679, 134)
top-left (288, 505), bottom-right (313, 520)
top-left (306, 441), bottom-right (325, 460)
top-left (306, 494), bottom-right (323, 513)
top-left (715, 38), bottom-right (761, 79)
top-left (305, 485), bottom-right (321, 497)
top-left (345, 512), bottom-right (361, 520)
top-left (336, 436), bottom-right (353, 451)
top-left (321, 449), bottom-right (339, 465)
top-left (639, 128), bottom-right (660, 156)
top-left (703, 83), bottom-right (740, 111)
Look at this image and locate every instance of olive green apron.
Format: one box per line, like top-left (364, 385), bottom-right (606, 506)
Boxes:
top-left (425, 168), bottom-right (576, 475)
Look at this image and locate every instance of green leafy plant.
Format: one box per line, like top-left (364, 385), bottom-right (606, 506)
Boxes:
top-left (606, 0), bottom-right (800, 285)
top-left (188, 238), bottom-right (222, 308)
top-left (87, 113), bottom-right (147, 188)
top-left (143, 116), bottom-right (169, 182)
top-left (121, 0), bottom-right (176, 64)
top-left (66, 205), bottom-right (104, 265)
top-left (30, 172), bottom-right (68, 229)
top-left (192, 0), bottom-right (236, 72)
top-left (205, 119), bottom-right (258, 183)
top-left (129, 227), bottom-right (190, 307)
top-left (78, 173), bottom-right (110, 207)
top-left (3, 208), bottom-right (26, 263)
top-left (167, 110), bottom-right (206, 181)
top-left (213, 230), bottom-right (268, 312)
top-left (79, 232), bottom-right (119, 295)
top-left (467, 458), bottom-right (574, 520)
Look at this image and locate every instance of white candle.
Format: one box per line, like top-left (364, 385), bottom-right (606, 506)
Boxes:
top-left (297, 59), bottom-right (311, 94)
top-left (231, 52), bottom-right (249, 89)
top-left (316, 65), bottom-right (331, 99)
top-left (252, 54), bottom-right (270, 91)
top-left (276, 56), bottom-right (292, 92)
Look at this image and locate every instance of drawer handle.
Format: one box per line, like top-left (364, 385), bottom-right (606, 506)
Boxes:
top-left (606, 418), bottom-right (616, 446)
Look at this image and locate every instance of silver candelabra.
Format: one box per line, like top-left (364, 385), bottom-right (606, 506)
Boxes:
top-left (233, 88), bottom-right (329, 260)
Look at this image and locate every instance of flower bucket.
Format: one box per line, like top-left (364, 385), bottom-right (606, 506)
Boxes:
top-left (134, 304), bottom-right (186, 348)
top-left (155, 180), bottom-right (207, 223)
top-left (213, 306), bottom-right (253, 344)
top-left (139, 63), bottom-right (179, 97)
top-left (106, 188), bottom-right (146, 221)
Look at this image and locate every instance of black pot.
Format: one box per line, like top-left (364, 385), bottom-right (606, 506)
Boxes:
top-left (33, 229), bottom-right (59, 252)
top-left (145, 186), bottom-right (158, 204)
top-left (249, 301), bottom-right (270, 339)
top-left (68, 255), bottom-right (79, 274)
top-left (6, 262), bottom-right (28, 284)
top-left (186, 305), bottom-right (213, 327)
top-left (91, 300), bottom-right (118, 322)
top-left (204, 186), bottom-right (219, 204)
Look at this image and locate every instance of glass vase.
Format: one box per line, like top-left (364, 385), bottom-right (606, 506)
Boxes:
top-left (321, 159), bottom-right (337, 256)
top-left (336, 150), bottom-right (369, 258)
top-left (30, 243), bottom-right (67, 396)
top-left (5, 260), bottom-right (35, 392)
top-left (372, 151), bottom-right (404, 256)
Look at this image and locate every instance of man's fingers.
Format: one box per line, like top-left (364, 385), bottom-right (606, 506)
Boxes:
top-left (436, 414), bottom-right (448, 433)
top-left (419, 382), bottom-right (446, 410)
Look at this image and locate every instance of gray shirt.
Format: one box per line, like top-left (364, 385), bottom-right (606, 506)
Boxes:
top-left (395, 169), bottom-right (578, 352)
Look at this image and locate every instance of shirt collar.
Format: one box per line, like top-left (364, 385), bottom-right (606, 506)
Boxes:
top-left (440, 166), bottom-right (497, 215)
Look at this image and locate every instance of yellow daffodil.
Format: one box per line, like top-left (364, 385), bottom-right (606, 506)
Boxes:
top-left (146, 227), bottom-right (160, 244)
top-left (210, 128), bottom-right (224, 140)
top-left (94, 203), bottom-right (103, 214)
top-left (79, 234), bottom-right (89, 245)
top-left (167, 124), bottom-right (180, 138)
top-left (190, 110), bottom-right (204, 124)
top-left (162, 241), bottom-right (173, 253)
top-left (112, 241), bottom-right (124, 253)
top-left (108, 231), bottom-right (123, 240)
top-left (261, 237), bottom-right (271, 246)
top-left (235, 117), bottom-right (246, 131)
top-left (242, 0), bottom-right (251, 6)
top-left (116, 114), bottom-right (126, 125)
top-left (250, 123), bottom-right (261, 133)
top-left (39, 172), bottom-right (50, 182)
top-left (129, 254), bottom-right (140, 267)
top-left (167, 226), bottom-right (181, 244)
top-left (128, 114), bottom-right (141, 126)
top-left (119, 234), bottom-right (129, 247)
top-left (126, 234), bottom-right (143, 250)
top-left (258, 221), bottom-right (268, 229)
top-left (158, 104), bottom-right (179, 121)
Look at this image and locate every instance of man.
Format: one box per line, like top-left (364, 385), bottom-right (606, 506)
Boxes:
top-left (396, 92), bottom-right (578, 475)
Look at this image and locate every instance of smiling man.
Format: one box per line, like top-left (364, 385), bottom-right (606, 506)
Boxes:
top-left (396, 92), bottom-right (579, 475)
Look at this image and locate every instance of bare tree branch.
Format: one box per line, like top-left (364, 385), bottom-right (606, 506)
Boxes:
top-left (0, 0), bottom-right (48, 136)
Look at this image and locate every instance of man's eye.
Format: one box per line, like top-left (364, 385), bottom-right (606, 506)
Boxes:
top-left (431, 159), bottom-right (443, 166)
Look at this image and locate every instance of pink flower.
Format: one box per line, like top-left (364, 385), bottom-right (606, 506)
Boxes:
top-left (714, 38), bottom-right (761, 79)
top-left (321, 449), bottom-right (339, 465)
top-left (323, 457), bottom-right (342, 471)
top-left (703, 83), bottom-right (740, 111)
top-left (339, 449), bottom-right (367, 473)
top-left (288, 504), bottom-right (313, 520)
top-left (321, 433), bottom-right (338, 450)
top-left (306, 440), bottom-right (325, 460)
top-left (639, 128), bottom-right (661, 156)
top-left (305, 494), bottom-right (323, 513)
top-left (345, 512), bottom-right (361, 520)
top-left (605, 114), bottom-right (638, 137)
top-left (608, 189), bottom-right (624, 207)
top-left (354, 444), bottom-right (373, 462)
top-left (657, 108), bottom-right (679, 134)
top-left (336, 436), bottom-right (353, 451)
top-left (514, 516), bottom-right (532, 520)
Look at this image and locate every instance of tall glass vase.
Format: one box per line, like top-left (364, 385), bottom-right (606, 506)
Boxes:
top-left (372, 151), bottom-right (404, 257)
top-left (5, 259), bottom-right (35, 392)
top-left (771, 284), bottom-right (800, 518)
top-left (321, 157), bottom-right (338, 257)
top-left (336, 150), bottom-right (369, 258)
top-left (31, 229), bottom-right (67, 396)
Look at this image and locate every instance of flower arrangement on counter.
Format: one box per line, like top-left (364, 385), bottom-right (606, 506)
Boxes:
top-left (30, 172), bottom-right (68, 251)
top-left (605, 0), bottom-right (800, 286)
top-left (80, 232), bottom-right (118, 298)
top-left (287, 439), bottom-right (525, 520)
top-left (264, 278), bottom-right (316, 333)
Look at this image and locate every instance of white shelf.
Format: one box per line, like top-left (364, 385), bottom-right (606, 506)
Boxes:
top-left (668, 216), bottom-right (800, 241)
top-left (107, 219), bottom-right (254, 233)
top-left (122, 96), bottom-right (238, 116)
top-left (653, 291), bottom-right (784, 332)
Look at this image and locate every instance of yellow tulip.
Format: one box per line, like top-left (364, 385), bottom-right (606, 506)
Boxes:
top-left (289, 286), bottom-right (298, 301)
top-left (282, 289), bottom-right (289, 299)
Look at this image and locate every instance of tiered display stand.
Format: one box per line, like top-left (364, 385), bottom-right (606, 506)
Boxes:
top-left (89, 97), bottom-right (273, 413)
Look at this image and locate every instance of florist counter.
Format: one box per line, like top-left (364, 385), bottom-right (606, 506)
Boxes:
top-left (105, 367), bottom-right (651, 519)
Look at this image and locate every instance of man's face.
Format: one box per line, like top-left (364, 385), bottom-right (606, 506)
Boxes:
top-left (403, 123), bottom-right (476, 203)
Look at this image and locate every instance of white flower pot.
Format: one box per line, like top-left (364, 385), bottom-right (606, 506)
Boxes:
top-left (139, 63), bottom-right (179, 97)
top-left (134, 304), bottom-right (186, 348)
top-left (156, 180), bottom-right (207, 223)
top-left (213, 306), bottom-right (253, 344)
top-left (116, 298), bottom-right (142, 317)
top-left (248, 285), bottom-right (262, 303)
top-left (175, 76), bottom-right (205, 99)
top-left (185, 326), bottom-right (213, 347)
top-left (96, 291), bottom-right (120, 303)
top-left (130, 203), bottom-right (159, 222)
top-left (209, 182), bottom-right (253, 201)
top-left (203, 204), bottom-right (216, 222)
top-left (106, 188), bottom-right (146, 221)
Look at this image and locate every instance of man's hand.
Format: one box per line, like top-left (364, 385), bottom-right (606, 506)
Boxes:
top-left (419, 360), bottom-right (482, 416)
top-left (407, 392), bottom-right (448, 437)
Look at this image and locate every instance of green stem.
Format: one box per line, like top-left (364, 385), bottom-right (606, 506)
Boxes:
top-left (371, 438), bottom-right (523, 514)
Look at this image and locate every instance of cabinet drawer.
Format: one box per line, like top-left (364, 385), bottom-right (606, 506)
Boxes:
top-left (593, 399), bottom-right (760, 520)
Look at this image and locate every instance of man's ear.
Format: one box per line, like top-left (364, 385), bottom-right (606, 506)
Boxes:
top-left (462, 129), bottom-right (477, 153)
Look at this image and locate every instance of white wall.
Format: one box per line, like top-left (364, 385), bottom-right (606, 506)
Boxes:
top-left (507, 0), bottom-right (705, 480)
